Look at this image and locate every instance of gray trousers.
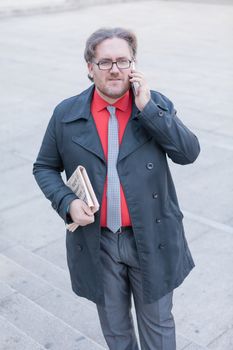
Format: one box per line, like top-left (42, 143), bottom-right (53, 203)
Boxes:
top-left (96, 227), bottom-right (176, 350)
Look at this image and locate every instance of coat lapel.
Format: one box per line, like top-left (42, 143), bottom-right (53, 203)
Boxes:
top-left (71, 119), bottom-right (106, 163)
top-left (62, 85), bottom-right (152, 164)
top-left (118, 102), bottom-right (152, 163)
top-left (62, 85), bottom-right (106, 163)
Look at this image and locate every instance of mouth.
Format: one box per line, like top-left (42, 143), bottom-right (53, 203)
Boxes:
top-left (108, 79), bottom-right (122, 83)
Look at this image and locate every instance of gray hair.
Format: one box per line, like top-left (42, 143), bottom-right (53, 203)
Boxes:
top-left (84, 27), bottom-right (137, 81)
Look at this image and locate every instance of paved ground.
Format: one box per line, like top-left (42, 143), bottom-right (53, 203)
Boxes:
top-left (0, 0), bottom-right (233, 349)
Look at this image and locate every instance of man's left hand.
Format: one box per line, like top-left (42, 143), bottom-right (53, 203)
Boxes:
top-left (129, 70), bottom-right (151, 111)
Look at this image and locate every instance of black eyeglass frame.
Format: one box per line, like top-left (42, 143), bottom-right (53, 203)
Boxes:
top-left (92, 59), bottom-right (134, 70)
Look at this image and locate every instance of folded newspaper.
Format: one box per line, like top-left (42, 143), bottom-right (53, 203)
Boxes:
top-left (66, 165), bottom-right (99, 232)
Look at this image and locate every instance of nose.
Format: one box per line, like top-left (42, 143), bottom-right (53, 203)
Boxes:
top-left (110, 62), bottom-right (120, 73)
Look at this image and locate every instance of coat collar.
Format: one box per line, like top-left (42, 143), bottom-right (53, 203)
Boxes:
top-left (62, 84), bottom-right (151, 164)
top-left (62, 85), bottom-right (95, 122)
top-left (62, 85), bottom-right (139, 123)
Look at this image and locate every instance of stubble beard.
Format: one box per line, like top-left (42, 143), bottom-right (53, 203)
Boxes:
top-left (101, 85), bottom-right (129, 99)
top-left (96, 73), bottom-right (130, 100)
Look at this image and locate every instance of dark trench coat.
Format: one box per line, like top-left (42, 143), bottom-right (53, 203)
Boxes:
top-left (33, 85), bottom-right (200, 305)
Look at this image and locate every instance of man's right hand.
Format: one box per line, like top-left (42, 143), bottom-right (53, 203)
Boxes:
top-left (69, 199), bottom-right (95, 226)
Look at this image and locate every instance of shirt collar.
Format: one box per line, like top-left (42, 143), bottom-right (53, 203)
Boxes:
top-left (93, 88), bottom-right (131, 112)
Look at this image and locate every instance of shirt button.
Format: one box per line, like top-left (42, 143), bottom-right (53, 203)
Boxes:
top-left (146, 162), bottom-right (154, 170)
top-left (156, 218), bottom-right (161, 223)
top-left (77, 244), bottom-right (83, 251)
top-left (152, 193), bottom-right (158, 199)
top-left (158, 111), bottom-right (164, 117)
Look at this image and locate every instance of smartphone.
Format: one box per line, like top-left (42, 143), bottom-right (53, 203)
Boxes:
top-left (131, 62), bottom-right (139, 96)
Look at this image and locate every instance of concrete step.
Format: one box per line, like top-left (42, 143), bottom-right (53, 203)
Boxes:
top-left (0, 313), bottom-right (46, 350)
top-left (0, 247), bottom-right (107, 347)
top-left (0, 279), bottom-right (209, 350)
top-left (0, 0), bottom-right (149, 19)
top-left (0, 236), bottom-right (18, 253)
top-left (3, 244), bottom-right (71, 290)
top-left (0, 196), bottom-right (65, 251)
top-left (0, 285), bottom-right (106, 350)
top-left (0, 245), bottom-right (209, 350)
top-left (32, 236), bottom-right (68, 270)
top-left (35, 287), bottom-right (107, 348)
top-left (2, 244), bottom-right (94, 308)
top-left (0, 280), bottom-right (16, 299)
top-left (182, 343), bottom-right (208, 350)
top-left (0, 254), bottom-right (53, 300)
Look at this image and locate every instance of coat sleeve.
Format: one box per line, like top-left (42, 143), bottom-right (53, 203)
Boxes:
top-left (33, 106), bottom-right (77, 222)
top-left (137, 93), bottom-right (200, 165)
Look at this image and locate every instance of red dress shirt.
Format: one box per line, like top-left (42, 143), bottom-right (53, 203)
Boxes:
top-left (91, 88), bottom-right (133, 227)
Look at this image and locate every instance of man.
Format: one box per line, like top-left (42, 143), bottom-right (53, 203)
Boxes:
top-left (33, 27), bottom-right (200, 350)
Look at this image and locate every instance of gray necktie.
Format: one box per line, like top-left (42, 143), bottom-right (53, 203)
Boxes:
top-left (106, 106), bottom-right (122, 233)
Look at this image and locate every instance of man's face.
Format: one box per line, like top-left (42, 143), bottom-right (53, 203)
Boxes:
top-left (88, 38), bottom-right (133, 101)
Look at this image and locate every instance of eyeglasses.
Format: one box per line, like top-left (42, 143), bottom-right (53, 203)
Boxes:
top-left (93, 59), bottom-right (133, 70)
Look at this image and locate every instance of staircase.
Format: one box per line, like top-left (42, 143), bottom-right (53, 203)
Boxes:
top-left (0, 237), bottom-right (108, 350)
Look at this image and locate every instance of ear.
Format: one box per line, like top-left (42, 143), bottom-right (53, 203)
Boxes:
top-left (87, 62), bottom-right (94, 79)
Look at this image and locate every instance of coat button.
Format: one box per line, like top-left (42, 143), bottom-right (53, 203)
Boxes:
top-left (146, 162), bottom-right (154, 170)
top-left (158, 243), bottom-right (166, 249)
top-left (152, 193), bottom-right (158, 199)
top-left (158, 111), bottom-right (164, 117)
top-left (77, 244), bottom-right (83, 251)
top-left (156, 218), bottom-right (161, 223)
